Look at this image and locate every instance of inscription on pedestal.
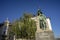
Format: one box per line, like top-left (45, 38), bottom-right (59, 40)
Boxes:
top-left (35, 31), bottom-right (55, 40)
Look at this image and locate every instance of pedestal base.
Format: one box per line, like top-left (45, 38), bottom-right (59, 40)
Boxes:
top-left (35, 31), bottom-right (55, 40)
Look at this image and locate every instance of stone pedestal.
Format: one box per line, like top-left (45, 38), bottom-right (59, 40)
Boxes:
top-left (35, 31), bottom-right (55, 40)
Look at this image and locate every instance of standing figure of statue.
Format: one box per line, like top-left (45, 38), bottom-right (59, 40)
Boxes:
top-left (37, 9), bottom-right (47, 30)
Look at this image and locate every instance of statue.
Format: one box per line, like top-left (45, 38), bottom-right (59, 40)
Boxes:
top-left (35, 9), bottom-right (55, 40)
top-left (37, 9), bottom-right (47, 30)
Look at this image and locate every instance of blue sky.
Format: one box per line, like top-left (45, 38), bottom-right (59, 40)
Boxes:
top-left (0, 0), bottom-right (60, 38)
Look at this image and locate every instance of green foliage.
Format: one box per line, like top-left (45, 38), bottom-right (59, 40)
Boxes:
top-left (11, 13), bottom-right (36, 39)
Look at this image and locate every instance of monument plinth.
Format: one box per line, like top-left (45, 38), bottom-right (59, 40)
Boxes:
top-left (35, 31), bottom-right (55, 40)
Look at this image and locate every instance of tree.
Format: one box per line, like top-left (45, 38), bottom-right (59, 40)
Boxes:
top-left (10, 13), bottom-right (37, 39)
top-left (20, 13), bottom-right (36, 39)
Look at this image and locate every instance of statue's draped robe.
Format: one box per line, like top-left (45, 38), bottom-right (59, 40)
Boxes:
top-left (39, 14), bottom-right (47, 30)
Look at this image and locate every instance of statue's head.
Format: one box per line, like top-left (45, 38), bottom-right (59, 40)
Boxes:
top-left (37, 9), bottom-right (42, 16)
